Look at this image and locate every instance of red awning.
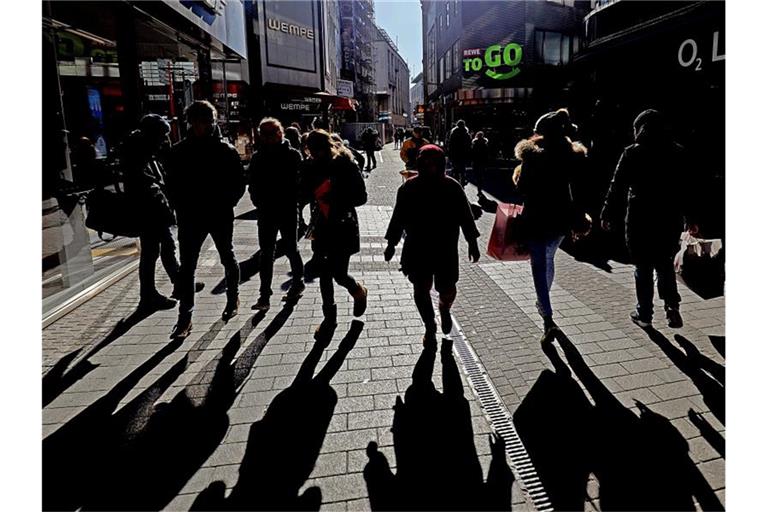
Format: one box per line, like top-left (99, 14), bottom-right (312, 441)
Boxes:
top-left (331, 97), bottom-right (356, 111)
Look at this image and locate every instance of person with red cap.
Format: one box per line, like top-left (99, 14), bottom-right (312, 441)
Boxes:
top-left (384, 144), bottom-right (481, 346)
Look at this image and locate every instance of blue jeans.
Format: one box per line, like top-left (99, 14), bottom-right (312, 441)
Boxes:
top-left (529, 236), bottom-right (565, 318)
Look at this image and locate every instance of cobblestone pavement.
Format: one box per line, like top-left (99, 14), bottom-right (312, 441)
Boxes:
top-left (43, 144), bottom-right (724, 511)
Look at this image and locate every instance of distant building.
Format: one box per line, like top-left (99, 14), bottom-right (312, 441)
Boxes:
top-left (339, 0), bottom-right (377, 122)
top-left (373, 24), bottom-right (411, 135)
top-left (410, 71), bottom-right (424, 125)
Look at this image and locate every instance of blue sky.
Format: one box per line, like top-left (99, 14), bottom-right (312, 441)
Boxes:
top-left (373, 0), bottom-right (423, 81)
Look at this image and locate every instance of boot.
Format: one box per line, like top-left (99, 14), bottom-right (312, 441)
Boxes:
top-left (352, 285), bottom-right (368, 317)
top-left (170, 311), bottom-right (193, 339)
top-left (222, 296), bottom-right (240, 321)
top-left (665, 306), bottom-right (683, 329)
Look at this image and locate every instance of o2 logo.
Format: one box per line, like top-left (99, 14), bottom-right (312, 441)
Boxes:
top-left (678, 31), bottom-right (725, 71)
top-left (463, 43), bottom-right (523, 80)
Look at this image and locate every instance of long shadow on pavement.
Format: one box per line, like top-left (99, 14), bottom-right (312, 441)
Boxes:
top-left (514, 330), bottom-right (724, 511)
top-left (43, 299), bottom-right (298, 511)
top-left (641, 327), bottom-right (725, 425)
top-left (192, 320), bottom-right (364, 511)
top-left (364, 338), bottom-right (513, 511)
top-left (43, 307), bottom-right (154, 407)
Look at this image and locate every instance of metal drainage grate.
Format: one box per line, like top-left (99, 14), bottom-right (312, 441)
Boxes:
top-left (443, 308), bottom-right (554, 512)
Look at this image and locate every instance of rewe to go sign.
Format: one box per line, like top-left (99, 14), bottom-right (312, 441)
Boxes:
top-left (463, 43), bottom-right (523, 80)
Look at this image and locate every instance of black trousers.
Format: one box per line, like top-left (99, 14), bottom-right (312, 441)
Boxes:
top-left (318, 252), bottom-right (358, 306)
top-left (138, 225), bottom-right (179, 300)
top-left (365, 149), bottom-right (377, 169)
top-left (258, 213), bottom-right (304, 297)
top-left (177, 218), bottom-right (239, 314)
top-left (634, 255), bottom-right (681, 318)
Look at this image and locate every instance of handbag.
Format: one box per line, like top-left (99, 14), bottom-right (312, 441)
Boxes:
top-left (674, 231), bottom-right (724, 299)
top-left (487, 203), bottom-right (530, 261)
top-left (85, 187), bottom-right (141, 238)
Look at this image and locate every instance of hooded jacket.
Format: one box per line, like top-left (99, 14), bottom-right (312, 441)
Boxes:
top-left (513, 136), bottom-right (587, 239)
top-left (121, 130), bottom-right (175, 230)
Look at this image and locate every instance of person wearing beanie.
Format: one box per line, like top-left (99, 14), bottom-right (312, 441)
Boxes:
top-left (601, 109), bottom-right (697, 329)
top-left (513, 109), bottom-right (589, 341)
top-left (384, 144), bottom-right (481, 346)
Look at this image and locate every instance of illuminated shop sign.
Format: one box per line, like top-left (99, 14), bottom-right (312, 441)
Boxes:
top-left (463, 43), bottom-right (522, 80)
top-left (267, 18), bottom-right (315, 40)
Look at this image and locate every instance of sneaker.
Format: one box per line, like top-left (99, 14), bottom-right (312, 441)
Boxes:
top-left (666, 308), bottom-right (683, 329)
top-left (439, 307), bottom-right (453, 335)
top-left (630, 311), bottom-right (652, 329)
top-left (540, 316), bottom-right (559, 344)
top-left (352, 285), bottom-right (368, 317)
top-left (170, 313), bottom-right (193, 338)
top-left (252, 295), bottom-right (271, 312)
top-left (222, 297), bottom-right (240, 321)
top-left (283, 281), bottom-right (306, 302)
top-left (138, 294), bottom-right (177, 312)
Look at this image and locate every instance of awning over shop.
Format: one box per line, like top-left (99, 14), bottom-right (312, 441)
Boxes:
top-left (331, 97), bottom-right (356, 111)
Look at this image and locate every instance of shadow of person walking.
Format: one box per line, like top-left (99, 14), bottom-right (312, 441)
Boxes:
top-left (641, 327), bottom-right (725, 425)
top-left (44, 299), bottom-right (298, 511)
top-left (191, 319), bottom-right (364, 511)
top-left (364, 338), bottom-right (513, 511)
top-left (533, 331), bottom-right (724, 511)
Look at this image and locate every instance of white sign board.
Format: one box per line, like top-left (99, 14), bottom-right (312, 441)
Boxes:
top-left (337, 79), bottom-right (354, 98)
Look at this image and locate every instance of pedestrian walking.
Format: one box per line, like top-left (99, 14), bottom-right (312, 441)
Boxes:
top-left (601, 109), bottom-right (696, 329)
top-left (165, 100), bottom-right (245, 338)
top-left (361, 127), bottom-right (379, 171)
top-left (284, 126), bottom-right (303, 154)
top-left (302, 129), bottom-right (369, 333)
top-left (121, 114), bottom-right (180, 312)
top-left (513, 109), bottom-right (589, 341)
top-left (249, 118), bottom-right (306, 311)
top-left (400, 126), bottom-right (430, 170)
top-left (394, 127), bottom-right (405, 149)
top-left (471, 131), bottom-right (490, 197)
top-left (448, 120), bottom-right (472, 187)
top-left (332, 133), bottom-right (366, 173)
top-left (385, 144), bottom-right (481, 346)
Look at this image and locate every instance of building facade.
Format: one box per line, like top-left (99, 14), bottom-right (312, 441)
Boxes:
top-left (373, 24), bottom-right (411, 137)
top-left (340, 0), bottom-right (377, 122)
top-left (421, 0), bottom-right (589, 149)
top-left (43, 0), bottom-right (248, 319)
top-left (410, 71), bottom-right (425, 125)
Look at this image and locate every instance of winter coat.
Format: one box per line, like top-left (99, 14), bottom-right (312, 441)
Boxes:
top-left (400, 136), bottom-right (430, 170)
top-left (302, 153), bottom-right (368, 256)
top-left (361, 130), bottom-right (379, 151)
top-left (121, 130), bottom-right (175, 231)
top-left (513, 137), bottom-right (587, 240)
top-left (601, 139), bottom-right (689, 261)
top-left (448, 126), bottom-right (472, 163)
top-left (247, 139), bottom-right (303, 219)
top-left (471, 137), bottom-right (490, 168)
top-left (385, 173), bottom-right (479, 279)
top-left (165, 131), bottom-right (245, 224)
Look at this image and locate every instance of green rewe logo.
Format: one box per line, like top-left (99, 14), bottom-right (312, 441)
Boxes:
top-left (463, 43), bottom-right (523, 80)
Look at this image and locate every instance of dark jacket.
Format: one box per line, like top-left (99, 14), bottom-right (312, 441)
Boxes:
top-left (386, 174), bottom-right (479, 279)
top-left (471, 137), bottom-right (490, 168)
top-left (302, 153), bottom-right (368, 255)
top-left (448, 126), bottom-right (472, 163)
top-left (361, 130), bottom-right (379, 151)
top-left (601, 139), bottom-right (689, 261)
top-left (165, 131), bottom-right (245, 223)
top-left (513, 137), bottom-right (587, 240)
top-left (247, 139), bottom-right (302, 219)
top-left (121, 130), bottom-right (175, 231)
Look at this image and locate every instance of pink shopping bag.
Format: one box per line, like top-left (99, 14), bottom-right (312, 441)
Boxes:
top-left (486, 203), bottom-right (530, 261)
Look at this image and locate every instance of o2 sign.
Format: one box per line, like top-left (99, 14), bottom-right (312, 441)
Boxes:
top-left (463, 43), bottom-right (523, 80)
top-left (678, 31), bottom-right (725, 71)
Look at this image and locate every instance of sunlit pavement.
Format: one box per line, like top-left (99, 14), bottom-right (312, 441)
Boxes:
top-left (43, 143), bottom-right (723, 511)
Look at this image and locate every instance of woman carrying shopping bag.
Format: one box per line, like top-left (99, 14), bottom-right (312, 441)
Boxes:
top-left (513, 109), bottom-right (589, 341)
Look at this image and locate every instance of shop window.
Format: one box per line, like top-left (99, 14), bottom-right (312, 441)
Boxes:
top-left (452, 40), bottom-right (460, 73)
top-left (535, 30), bottom-right (572, 65)
top-left (445, 47), bottom-right (452, 79)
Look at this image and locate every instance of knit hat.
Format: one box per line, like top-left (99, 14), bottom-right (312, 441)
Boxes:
top-left (139, 114), bottom-right (171, 138)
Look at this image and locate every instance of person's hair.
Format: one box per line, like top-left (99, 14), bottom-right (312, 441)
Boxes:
top-left (307, 129), bottom-right (355, 161)
top-left (184, 100), bottom-right (217, 124)
top-left (284, 126), bottom-right (301, 149)
top-left (412, 126), bottom-right (423, 135)
top-left (258, 117), bottom-right (283, 133)
top-left (475, 131), bottom-right (484, 139)
top-left (456, 120), bottom-right (466, 128)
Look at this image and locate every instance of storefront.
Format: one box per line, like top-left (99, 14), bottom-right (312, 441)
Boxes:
top-left (42, 0), bottom-right (248, 320)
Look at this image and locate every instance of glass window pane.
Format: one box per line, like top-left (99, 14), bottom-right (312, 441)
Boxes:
top-left (543, 32), bottom-right (561, 65)
top-left (535, 30), bottom-right (544, 62)
top-left (561, 35), bottom-right (571, 64)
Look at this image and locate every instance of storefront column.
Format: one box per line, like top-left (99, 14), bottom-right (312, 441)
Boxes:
top-left (116, 2), bottom-right (142, 128)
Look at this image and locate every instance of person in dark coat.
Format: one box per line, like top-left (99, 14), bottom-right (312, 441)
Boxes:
top-left (249, 118), bottom-right (306, 311)
top-left (448, 120), bottom-right (472, 187)
top-left (361, 127), bottom-right (379, 171)
top-left (303, 129), bottom-right (369, 332)
top-left (122, 114), bottom-right (180, 312)
top-left (601, 109), bottom-right (696, 329)
top-left (471, 131), bottom-right (490, 197)
top-left (513, 109), bottom-right (590, 340)
top-left (165, 101), bottom-right (245, 337)
top-left (284, 126), bottom-right (303, 155)
top-left (384, 144), bottom-right (481, 345)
